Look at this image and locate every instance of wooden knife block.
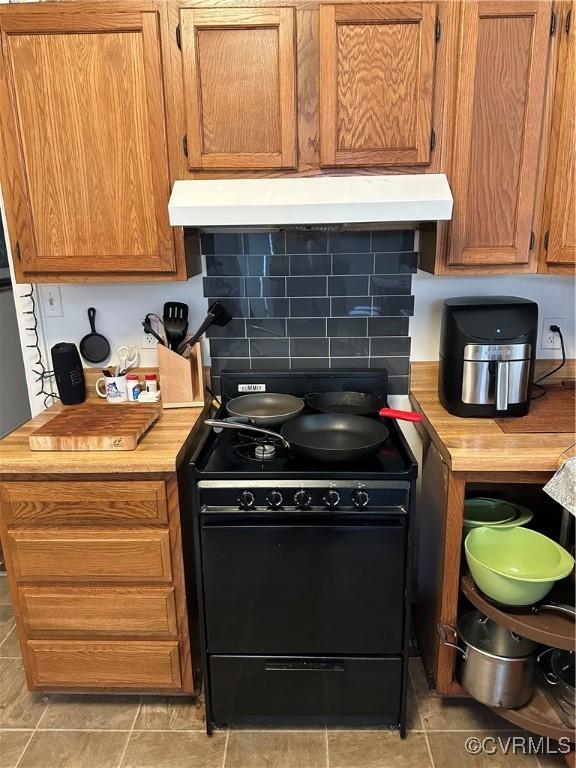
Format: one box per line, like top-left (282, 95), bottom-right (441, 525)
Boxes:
top-left (157, 343), bottom-right (205, 408)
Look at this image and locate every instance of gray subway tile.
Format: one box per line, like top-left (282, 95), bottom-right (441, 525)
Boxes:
top-left (369, 357), bottom-right (410, 375)
top-left (286, 276), bottom-right (327, 297)
top-left (206, 318), bottom-right (246, 338)
top-left (203, 277), bottom-right (245, 298)
top-left (249, 298), bottom-right (290, 317)
top-left (247, 254), bottom-right (289, 276)
top-left (289, 254), bottom-right (331, 275)
top-left (331, 357), bottom-right (370, 369)
top-left (252, 358), bottom-right (290, 371)
top-left (331, 297), bottom-right (373, 317)
top-left (370, 275), bottom-right (412, 295)
top-left (207, 298), bottom-right (248, 318)
top-left (211, 358), bottom-right (251, 374)
top-left (245, 277), bottom-right (286, 297)
top-left (387, 375), bottom-right (410, 394)
top-left (374, 251), bottom-right (418, 273)
top-left (285, 230), bottom-right (328, 254)
top-left (209, 338), bottom-right (249, 358)
top-left (368, 317), bottom-right (410, 336)
top-left (328, 276), bottom-right (369, 296)
top-left (291, 357), bottom-right (330, 369)
top-left (290, 298), bottom-right (331, 317)
top-left (332, 253), bottom-right (374, 275)
top-left (330, 337), bottom-right (370, 357)
top-left (290, 338), bottom-right (329, 357)
top-left (205, 254), bottom-right (247, 276)
top-left (250, 338), bottom-right (290, 357)
top-left (370, 337), bottom-right (412, 356)
top-left (328, 231), bottom-right (371, 253)
top-left (246, 319), bottom-right (286, 338)
top-left (372, 230), bottom-right (415, 252)
top-left (201, 232), bottom-right (243, 254)
top-left (327, 317), bottom-right (368, 337)
top-left (372, 296), bottom-right (415, 316)
top-left (243, 231), bottom-right (285, 254)
top-left (287, 318), bottom-right (327, 337)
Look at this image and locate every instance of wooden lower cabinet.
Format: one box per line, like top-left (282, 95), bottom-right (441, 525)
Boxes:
top-left (0, 474), bottom-right (195, 694)
top-left (26, 641), bottom-right (182, 690)
top-left (19, 586), bottom-right (178, 639)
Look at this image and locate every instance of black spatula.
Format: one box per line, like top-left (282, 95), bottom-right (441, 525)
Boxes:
top-left (163, 302), bottom-right (189, 351)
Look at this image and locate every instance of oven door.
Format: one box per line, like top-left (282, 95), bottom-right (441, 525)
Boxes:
top-left (201, 513), bottom-right (407, 655)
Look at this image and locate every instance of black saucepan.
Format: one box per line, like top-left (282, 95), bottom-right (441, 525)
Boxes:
top-left (205, 413), bottom-right (390, 463)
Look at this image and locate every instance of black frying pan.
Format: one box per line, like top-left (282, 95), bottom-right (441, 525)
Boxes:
top-left (205, 413), bottom-right (389, 463)
top-left (307, 391), bottom-right (384, 416)
top-left (79, 307), bottom-right (110, 364)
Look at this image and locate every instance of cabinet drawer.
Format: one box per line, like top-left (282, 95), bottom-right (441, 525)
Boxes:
top-left (7, 529), bottom-right (172, 583)
top-left (1, 481), bottom-right (168, 526)
top-left (26, 641), bottom-right (181, 690)
top-left (19, 586), bottom-right (177, 638)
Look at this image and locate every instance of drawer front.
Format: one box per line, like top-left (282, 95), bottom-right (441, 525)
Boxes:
top-left (27, 641), bottom-right (181, 690)
top-left (19, 586), bottom-right (177, 638)
top-left (1, 481), bottom-right (168, 526)
top-left (7, 529), bottom-right (172, 583)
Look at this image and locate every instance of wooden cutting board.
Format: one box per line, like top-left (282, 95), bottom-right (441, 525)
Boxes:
top-left (496, 388), bottom-right (575, 434)
top-left (29, 404), bottom-right (161, 451)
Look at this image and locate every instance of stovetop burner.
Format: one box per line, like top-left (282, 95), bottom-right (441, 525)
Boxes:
top-left (233, 432), bottom-right (286, 463)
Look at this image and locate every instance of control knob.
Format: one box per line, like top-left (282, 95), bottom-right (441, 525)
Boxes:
top-left (238, 490), bottom-right (255, 510)
top-left (266, 490), bottom-right (284, 509)
top-left (294, 489), bottom-right (312, 509)
top-left (351, 489), bottom-right (370, 509)
top-left (322, 489), bottom-right (341, 509)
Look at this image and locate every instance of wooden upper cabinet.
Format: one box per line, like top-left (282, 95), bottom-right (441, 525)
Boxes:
top-left (179, 7), bottom-right (297, 170)
top-left (319, 2), bottom-right (437, 167)
top-left (0, 4), bottom-right (176, 277)
top-left (447, 1), bottom-right (551, 268)
top-left (541, 1), bottom-right (575, 270)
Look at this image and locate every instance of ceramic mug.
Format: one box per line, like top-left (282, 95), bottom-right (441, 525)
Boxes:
top-left (95, 375), bottom-right (128, 403)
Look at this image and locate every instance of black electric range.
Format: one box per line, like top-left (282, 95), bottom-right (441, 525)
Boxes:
top-left (188, 370), bottom-right (417, 735)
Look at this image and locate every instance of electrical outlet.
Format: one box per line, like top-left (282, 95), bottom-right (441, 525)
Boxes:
top-left (141, 332), bottom-right (158, 349)
top-left (40, 286), bottom-right (63, 317)
top-left (540, 317), bottom-right (564, 350)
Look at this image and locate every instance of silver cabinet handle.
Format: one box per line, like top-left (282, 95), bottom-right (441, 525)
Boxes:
top-left (496, 361), bottom-right (510, 411)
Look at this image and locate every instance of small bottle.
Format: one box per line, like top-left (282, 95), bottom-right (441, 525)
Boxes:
top-left (126, 373), bottom-right (142, 402)
top-left (145, 373), bottom-right (158, 393)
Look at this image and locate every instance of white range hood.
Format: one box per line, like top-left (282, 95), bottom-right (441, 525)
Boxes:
top-left (168, 174), bottom-right (453, 227)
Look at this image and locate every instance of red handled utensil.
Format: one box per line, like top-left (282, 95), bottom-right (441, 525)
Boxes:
top-left (379, 407), bottom-right (423, 423)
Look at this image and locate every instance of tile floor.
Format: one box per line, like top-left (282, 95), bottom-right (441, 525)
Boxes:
top-left (0, 575), bottom-right (569, 768)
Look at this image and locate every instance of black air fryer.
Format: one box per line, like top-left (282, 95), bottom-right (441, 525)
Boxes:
top-left (439, 297), bottom-right (538, 418)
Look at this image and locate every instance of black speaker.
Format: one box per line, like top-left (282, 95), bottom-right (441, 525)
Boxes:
top-left (51, 342), bottom-right (86, 405)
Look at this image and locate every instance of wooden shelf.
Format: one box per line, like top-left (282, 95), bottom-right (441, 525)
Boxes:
top-left (489, 685), bottom-right (575, 743)
top-left (461, 573), bottom-right (575, 651)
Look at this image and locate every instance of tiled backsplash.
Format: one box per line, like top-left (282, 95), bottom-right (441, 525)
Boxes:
top-left (201, 229), bottom-right (416, 394)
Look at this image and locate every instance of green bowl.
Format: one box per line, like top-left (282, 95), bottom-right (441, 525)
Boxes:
top-left (463, 498), bottom-right (533, 533)
top-left (465, 527), bottom-right (575, 606)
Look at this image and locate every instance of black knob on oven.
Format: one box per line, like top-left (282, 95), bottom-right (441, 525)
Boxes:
top-left (322, 489), bottom-right (341, 509)
top-left (352, 489), bottom-right (370, 509)
top-left (266, 490), bottom-right (283, 509)
top-left (294, 489), bottom-right (312, 509)
top-left (238, 490), bottom-right (255, 510)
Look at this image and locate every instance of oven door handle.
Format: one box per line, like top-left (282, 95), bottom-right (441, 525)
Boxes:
top-left (264, 661), bottom-right (345, 672)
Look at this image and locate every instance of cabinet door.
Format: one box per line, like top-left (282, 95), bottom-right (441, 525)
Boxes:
top-left (448, 1), bottom-right (551, 267)
top-left (543, 1), bottom-right (575, 268)
top-left (0, 5), bottom-right (175, 275)
top-left (319, 2), bottom-right (437, 167)
top-left (180, 7), bottom-right (297, 170)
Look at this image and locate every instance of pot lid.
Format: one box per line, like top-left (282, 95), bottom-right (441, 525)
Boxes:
top-left (457, 610), bottom-right (537, 658)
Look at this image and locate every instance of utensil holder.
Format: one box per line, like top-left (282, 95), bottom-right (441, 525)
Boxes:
top-left (157, 343), bottom-right (205, 408)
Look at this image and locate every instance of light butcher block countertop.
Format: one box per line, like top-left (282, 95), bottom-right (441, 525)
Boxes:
top-left (409, 361), bottom-right (576, 474)
top-left (0, 402), bottom-right (209, 475)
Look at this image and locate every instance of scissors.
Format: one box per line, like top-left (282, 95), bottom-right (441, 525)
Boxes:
top-left (116, 345), bottom-right (139, 376)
